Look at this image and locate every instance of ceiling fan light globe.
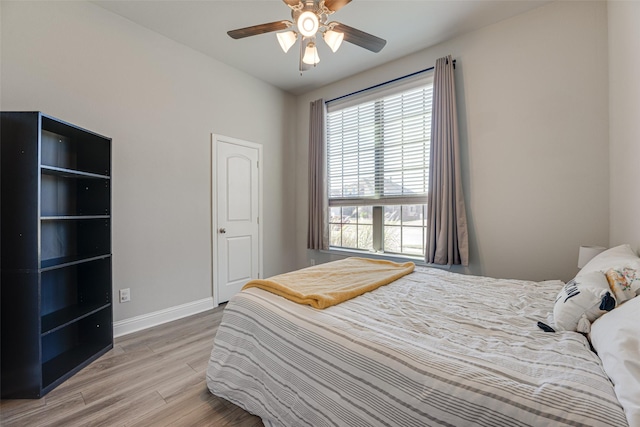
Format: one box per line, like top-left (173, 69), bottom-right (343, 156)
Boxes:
top-left (302, 42), bottom-right (320, 65)
top-left (323, 30), bottom-right (344, 53)
top-left (276, 31), bottom-right (297, 53)
top-left (298, 11), bottom-right (319, 37)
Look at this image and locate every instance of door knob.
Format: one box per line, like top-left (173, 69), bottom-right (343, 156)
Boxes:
top-left (219, 228), bottom-right (226, 234)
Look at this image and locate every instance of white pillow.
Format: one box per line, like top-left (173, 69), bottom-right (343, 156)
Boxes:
top-left (553, 271), bottom-right (616, 332)
top-left (577, 244), bottom-right (640, 277)
top-left (590, 296), bottom-right (640, 427)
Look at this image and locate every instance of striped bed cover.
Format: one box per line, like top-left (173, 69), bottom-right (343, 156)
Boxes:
top-left (206, 267), bottom-right (628, 427)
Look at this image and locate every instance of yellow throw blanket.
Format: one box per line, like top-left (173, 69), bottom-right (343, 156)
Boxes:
top-left (242, 257), bottom-right (415, 309)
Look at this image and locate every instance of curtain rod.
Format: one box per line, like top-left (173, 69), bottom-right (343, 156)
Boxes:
top-left (325, 59), bottom-right (455, 105)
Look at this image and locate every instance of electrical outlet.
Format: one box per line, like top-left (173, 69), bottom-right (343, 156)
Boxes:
top-left (310, 259), bottom-right (315, 266)
top-left (119, 288), bottom-right (131, 303)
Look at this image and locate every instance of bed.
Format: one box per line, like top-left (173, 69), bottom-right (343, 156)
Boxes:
top-left (207, 251), bottom-right (639, 427)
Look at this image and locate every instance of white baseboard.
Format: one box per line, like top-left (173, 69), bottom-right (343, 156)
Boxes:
top-left (113, 297), bottom-right (215, 338)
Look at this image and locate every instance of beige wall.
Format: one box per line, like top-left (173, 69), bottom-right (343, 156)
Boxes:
top-left (608, 1), bottom-right (640, 253)
top-left (0, 1), bottom-right (297, 322)
top-left (294, 1), bottom-right (610, 282)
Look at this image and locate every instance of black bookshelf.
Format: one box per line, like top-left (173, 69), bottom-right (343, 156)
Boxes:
top-left (1, 112), bottom-right (113, 398)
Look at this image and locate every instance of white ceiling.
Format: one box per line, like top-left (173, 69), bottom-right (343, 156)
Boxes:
top-left (92, 0), bottom-right (551, 95)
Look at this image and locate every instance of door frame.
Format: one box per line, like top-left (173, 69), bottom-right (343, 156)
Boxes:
top-left (211, 134), bottom-right (263, 307)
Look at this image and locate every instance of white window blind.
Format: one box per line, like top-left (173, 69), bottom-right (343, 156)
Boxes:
top-left (326, 73), bottom-right (433, 207)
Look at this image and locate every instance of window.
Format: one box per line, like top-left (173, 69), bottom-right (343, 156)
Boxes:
top-left (326, 72), bottom-right (433, 258)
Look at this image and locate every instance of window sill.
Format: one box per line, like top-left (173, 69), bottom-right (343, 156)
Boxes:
top-left (319, 248), bottom-right (451, 270)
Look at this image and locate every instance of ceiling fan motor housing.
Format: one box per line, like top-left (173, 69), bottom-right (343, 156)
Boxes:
top-left (291, 1), bottom-right (330, 34)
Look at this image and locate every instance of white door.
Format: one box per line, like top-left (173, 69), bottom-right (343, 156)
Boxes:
top-left (212, 135), bottom-right (262, 304)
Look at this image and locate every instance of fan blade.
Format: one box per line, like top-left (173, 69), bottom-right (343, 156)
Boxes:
top-left (332, 22), bottom-right (386, 53)
top-left (299, 38), bottom-right (312, 72)
top-left (324, 0), bottom-right (352, 12)
top-left (228, 21), bottom-right (290, 39)
top-left (282, 0), bottom-right (301, 7)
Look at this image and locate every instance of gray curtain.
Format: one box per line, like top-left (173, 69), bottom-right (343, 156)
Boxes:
top-left (426, 56), bottom-right (469, 266)
top-left (307, 98), bottom-right (328, 250)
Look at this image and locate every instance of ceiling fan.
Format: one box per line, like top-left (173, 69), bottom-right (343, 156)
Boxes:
top-left (227, 0), bottom-right (387, 72)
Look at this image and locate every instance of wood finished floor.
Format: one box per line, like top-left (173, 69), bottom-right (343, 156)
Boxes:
top-left (0, 305), bottom-right (263, 427)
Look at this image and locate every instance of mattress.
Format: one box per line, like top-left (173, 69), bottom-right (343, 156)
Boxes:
top-left (206, 266), bottom-right (628, 426)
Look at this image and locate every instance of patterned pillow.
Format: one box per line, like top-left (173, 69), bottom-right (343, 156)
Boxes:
top-left (605, 268), bottom-right (640, 303)
top-left (553, 271), bottom-right (617, 333)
